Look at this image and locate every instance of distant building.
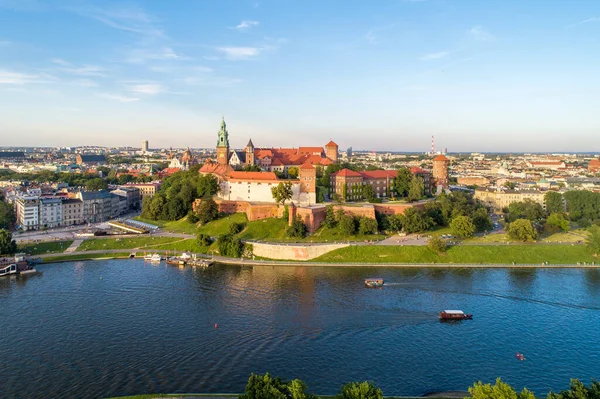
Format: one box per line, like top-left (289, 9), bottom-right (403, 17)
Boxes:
top-left (124, 183), bottom-right (161, 199)
top-left (77, 191), bottom-right (118, 223)
top-left (15, 196), bottom-right (39, 231)
top-left (0, 152), bottom-right (26, 161)
top-left (112, 186), bottom-right (141, 210)
top-left (346, 147), bottom-right (352, 159)
top-left (39, 197), bottom-right (63, 228)
top-left (76, 154), bottom-right (107, 166)
top-left (526, 161), bottom-right (565, 170)
top-left (588, 159), bottom-right (600, 173)
top-left (432, 154), bottom-right (450, 188)
top-left (474, 188), bottom-right (546, 211)
top-left (62, 199), bottom-right (84, 226)
top-left (457, 176), bottom-right (491, 187)
top-left (142, 140), bottom-right (149, 153)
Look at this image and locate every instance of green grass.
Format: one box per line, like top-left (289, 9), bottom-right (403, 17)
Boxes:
top-left (197, 213), bottom-right (249, 236)
top-left (133, 216), bottom-right (198, 234)
top-left (314, 244), bottom-right (598, 264)
top-left (18, 240), bottom-right (73, 255)
top-left (44, 252), bottom-right (132, 262)
top-left (78, 237), bottom-right (187, 251)
top-left (151, 239), bottom-right (211, 254)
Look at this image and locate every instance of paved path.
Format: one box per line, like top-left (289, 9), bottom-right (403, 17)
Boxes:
top-left (63, 239), bottom-right (83, 253)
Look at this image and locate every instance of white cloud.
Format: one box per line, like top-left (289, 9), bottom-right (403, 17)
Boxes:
top-left (469, 26), bottom-right (494, 41)
top-left (60, 65), bottom-right (106, 77)
top-left (182, 76), bottom-right (242, 87)
top-left (126, 47), bottom-right (188, 63)
top-left (420, 51), bottom-right (448, 61)
top-left (365, 30), bottom-right (378, 45)
top-left (77, 4), bottom-right (164, 38)
top-left (0, 69), bottom-right (39, 84)
top-left (51, 58), bottom-right (71, 66)
top-left (216, 46), bottom-right (261, 60)
top-left (568, 17), bottom-right (600, 28)
top-left (96, 92), bottom-right (139, 103)
top-left (233, 20), bottom-right (259, 30)
top-left (71, 79), bottom-right (98, 88)
top-left (0, 40), bottom-right (11, 46)
top-left (126, 83), bottom-right (163, 95)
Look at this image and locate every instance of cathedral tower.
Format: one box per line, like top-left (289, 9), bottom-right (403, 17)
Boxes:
top-left (216, 117), bottom-right (230, 166)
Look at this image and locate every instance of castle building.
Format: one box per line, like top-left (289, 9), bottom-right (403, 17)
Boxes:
top-left (216, 117), bottom-right (230, 166)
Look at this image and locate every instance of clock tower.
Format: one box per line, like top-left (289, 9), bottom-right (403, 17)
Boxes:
top-left (216, 117), bottom-right (230, 166)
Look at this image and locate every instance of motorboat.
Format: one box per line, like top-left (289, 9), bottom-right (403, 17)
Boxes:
top-left (364, 278), bottom-right (384, 288)
top-left (439, 310), bottom-right (473, 320)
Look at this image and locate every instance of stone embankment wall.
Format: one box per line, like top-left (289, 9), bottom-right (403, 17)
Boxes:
top-left (251, 242), bottom-right (349, 260)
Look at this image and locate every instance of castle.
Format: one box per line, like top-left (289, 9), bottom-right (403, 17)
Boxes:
top-left (199, 118), bottom-right (338, 206)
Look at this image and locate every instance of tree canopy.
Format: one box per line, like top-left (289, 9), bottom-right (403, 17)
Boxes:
top-left (507, 219), bottom-right (538, 241)
top-left (271, 182), bottom-right (293, 205)
top-left (0, 229), bottom-right (17, 255)
top-left (544, 191), bottom-right (564, 215)
top-left (450, 215), bottom-right (476, 238)
top-left (393, 168), bottom-right (412, 198)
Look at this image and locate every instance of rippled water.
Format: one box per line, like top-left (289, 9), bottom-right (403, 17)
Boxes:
top-left (1, 260), bottom-right (599, 399)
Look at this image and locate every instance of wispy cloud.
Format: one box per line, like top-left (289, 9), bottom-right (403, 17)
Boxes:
top-left (60, 65), bottom-right (106, 77)
top-left (567, 17), bottom-right (600, 28)
top-left (126, 47), bottom-right (188, 63)
top-left (0, 39), bottom-right (11, 46)
top-left (0, 69), bottom-right (39, 84)
top-left (182, 76), bottom-right (242, 87)
top-left (233, 20), bottom-right (259, 30)
top-left (364, 24), bottom-right (395, 45)
top-left (96, 92), bottom-right (139, 103)
top-left (216, 46), bottom-right (261, 60)
top-left (76, 4), bottom-right (164, 38)
top-left (469, 26), bottom-right (494, 41)
top-left (51, 58), bottom-right (71, 66)
top-left (420, 51), bottom-right (448, 61)
top-left (125, 83), bottom-right (163, 95)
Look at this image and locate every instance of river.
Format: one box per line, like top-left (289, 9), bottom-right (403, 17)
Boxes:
top-left (1, 259), bottom-right (599, 399)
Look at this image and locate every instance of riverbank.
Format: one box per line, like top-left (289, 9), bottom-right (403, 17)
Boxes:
top-left (36, 246), bottom-right (600, 268)
top-left (105, 394), bottom-right (463, 399)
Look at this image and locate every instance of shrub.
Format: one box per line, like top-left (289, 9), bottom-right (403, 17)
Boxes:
top-left (428, 236), bottom-right (447, 254)
top-left (217, 234), bottom-right (243, 257)
top-left (196, 233), bottom-right (212, 247)
top-left (286, 217), bottom-right (307, 238)
top-left (335, 381), bottom-right (383, 399)
top-left (358, 217), bottom-right (378, 235)
top-left (229, 222), bottom-right (244, 235)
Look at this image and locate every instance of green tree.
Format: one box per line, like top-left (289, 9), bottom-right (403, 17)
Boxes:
top-left (286, 217), bottom-right (307, 238)
top-left (361, 184), bottom-right (376, 203)
top-left (544, 191), bottom-right (564, 215)
top-left (450, 215), bottom-right (476, 238)
top-left (407, 175), bottom-right (425, 202)
top-left (0, 229), bottom-right (17, 255)
top-left (239, 373), bottom-right (316, 399)
top-left (507, 199), bottom-right (544, 222)
top-left (242, 164), bottom-right (262, 172)
top-left (586, 225), bottom-right (600, 256)
top-left (86, 177), bottom-right (108, 191)
top-left (196, 198), bottom-right (219, 224)
top-left (324, 205), bottom-right (337, 228)
top-left (0, 200), bottom-right (16, 229)
top-left (271, 182), bottom-right (293, 205)
top-left (401, 208), bottom-right (434, 234)
top-left (388, 214), bottom-right (403, 232)
top-left (394, 168), bottom-right (412, 198)
top-left (229, 222), bottom-right (244, 235)
top-left (335, 381), bottom-right (383, 399)
top-left (196, 233), bottom-right (212, 247)
top-left (472, 208), bottom-right (493, 232)
top-left (548, 379), bottom-right (600, 399)
top-left (197, 174), bottom-right (219, 198)
top-left (469, 378), bottom-right (535, 399)
top-left (358, 217), bottom-right (378, 235)
top-left (545, 213), bottom-right (570, 234)
top-left (507, 219), bottom-right (538, 241)
top-left (217, 233), bottom-right (243, 257)
top-left (428, 236), bottom-right (447, 254)
top-left (338, 214), bottom-right (356, 235)
top-left (287, 166), bottom-right (299, 179)
top-left (166, 197), bottom-right (186, 220)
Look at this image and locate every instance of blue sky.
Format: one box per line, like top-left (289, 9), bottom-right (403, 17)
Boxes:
top-left (1, 0), bottom-right (599, 152)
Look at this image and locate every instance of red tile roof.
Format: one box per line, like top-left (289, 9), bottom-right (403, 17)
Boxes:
top-left (325, 140), bottom-right (338, 147)
top-left (433, 155), bottom-right (449, 161)
top-left (410, 167), bottom-right (430, 174)
top-left (360, 170), bottom-right (397, 179)
top-left (331, 168), bottom-right (362, 178)
top-left (228, 171), bottom-right (278, 181)
top-left (299, 162), bottom-right (315, 170)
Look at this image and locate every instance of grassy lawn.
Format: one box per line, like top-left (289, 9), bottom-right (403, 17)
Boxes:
top-left (197, 213), bottom-right (248, 236)
top-left (18, 240), bottom-right (73, 255)
top-left (540, 229), bottom-right (588, 243)
top-left (151, 239), bottom-right (211, 254)
top-left (44, 252), bottom-right (132, 262)
top-left (314, 244), bottom-right (598, 264)
top-left (78, 237), bottom-right (187, 251)
top-left (133, 216), bottom-right (198, 234)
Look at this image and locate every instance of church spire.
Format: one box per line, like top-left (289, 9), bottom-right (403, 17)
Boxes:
top-left (217, 116), bottom-right (229, 148)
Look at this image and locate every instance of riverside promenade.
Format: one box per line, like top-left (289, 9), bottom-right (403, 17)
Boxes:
top-left (37, 249), bottom-right (600, 268)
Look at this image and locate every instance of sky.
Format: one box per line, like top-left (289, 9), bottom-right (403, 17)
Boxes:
top-left (0, 0), bottom-right (599, 152)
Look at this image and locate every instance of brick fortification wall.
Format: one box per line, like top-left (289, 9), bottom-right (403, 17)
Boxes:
top-left (193, 199), bottom-right (429, 233)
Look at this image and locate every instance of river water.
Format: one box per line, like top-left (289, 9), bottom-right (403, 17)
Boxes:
top-left (1, 260), bottom-right (599, 399)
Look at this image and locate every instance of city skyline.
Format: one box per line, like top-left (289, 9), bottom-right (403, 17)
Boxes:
top-left (1, 0), bottom-right (600, 152)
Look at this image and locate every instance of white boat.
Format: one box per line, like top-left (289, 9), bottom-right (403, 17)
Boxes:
top-left (0, 264), bottom-right (18, 277)
top-left (143, 253), bottom-right (153, 260)
top-left (20, 269), bottom-right (37, 275)
top-left (150, 253), bottom-right (162, 262)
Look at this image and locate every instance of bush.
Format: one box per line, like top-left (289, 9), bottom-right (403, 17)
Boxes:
top-left (196, 198), bottom-right (219, 224)
top-left (428, 236), bottom-right (447, 254)
top-left (286, 217), bottom-right (307, 238)
top-left (335, 381), bottom-right (383, 399)
top-left (187, 210), bottom-right (199, 224)
top-left (507, 219), bottom-right (538, 241)
top-left (239, 373), bottom-right (316, 399)
top-left (196, 233), bottom-right (212, 247)
top-left (229, 222), bottom-right (244, 235)
top-left (338, 215), bottom-right (357, 235)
